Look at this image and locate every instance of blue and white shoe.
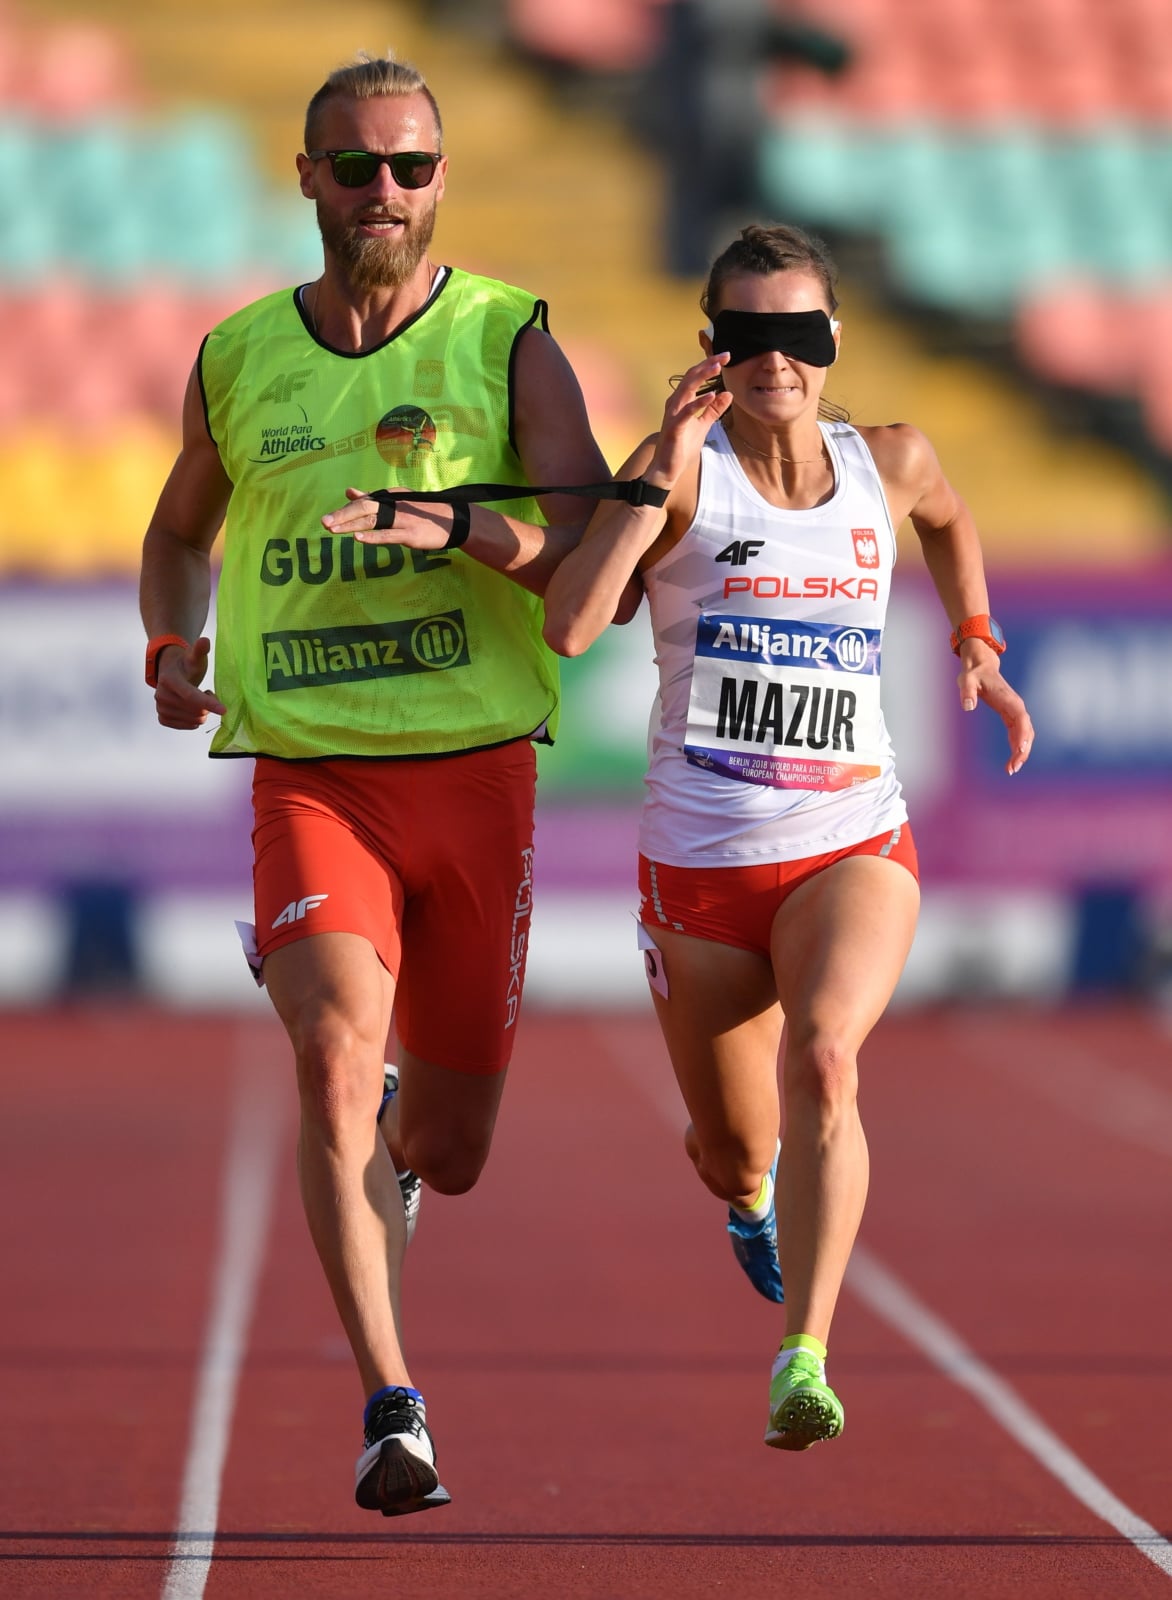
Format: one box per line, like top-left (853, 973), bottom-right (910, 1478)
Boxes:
top-left (378, 1065), bottom-right (422, 1243)
top-left (726, 1143), bottom-right (784, 1303)
top-left (355, 1387), bottom-right (451, 1517)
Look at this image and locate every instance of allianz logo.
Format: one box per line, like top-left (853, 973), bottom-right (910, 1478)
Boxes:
top-left (709, 620), bottom-right (871, 673)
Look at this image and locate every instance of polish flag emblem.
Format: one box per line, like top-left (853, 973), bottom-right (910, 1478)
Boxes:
top-left (852, 528), bottom-right (879, 568)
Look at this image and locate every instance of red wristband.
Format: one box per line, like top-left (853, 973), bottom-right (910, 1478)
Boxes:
top-left (949, 615), bottom-right (1006, 656)
top-left (145, 633), bottom-right (189, 687)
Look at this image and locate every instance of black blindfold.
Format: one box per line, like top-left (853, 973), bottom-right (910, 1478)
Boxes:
top-left (711, 309), bottom-right (838, 369)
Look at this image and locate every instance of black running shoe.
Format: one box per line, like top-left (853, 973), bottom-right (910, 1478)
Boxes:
top-left (354, 1389), bottom-right (451, 1517)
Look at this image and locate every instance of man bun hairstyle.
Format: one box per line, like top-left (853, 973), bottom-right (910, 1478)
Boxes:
top-left (304, 51), bottom-right (443, 153)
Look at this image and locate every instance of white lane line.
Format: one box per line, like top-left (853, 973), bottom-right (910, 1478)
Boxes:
top-left (847, 1245), bottom-right (1172, 1578)
top-left (956, 1021), bottom-right (1172, 1162)
top-left (598, 1019), bottom-right (1172, 1582)
top-left (161, 1026), bottom-right (288, 1600)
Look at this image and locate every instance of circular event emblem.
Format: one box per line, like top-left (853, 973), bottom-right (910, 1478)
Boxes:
top-left (375, 405), bottom-right (437, 466)
top-left (410, 614), bottom-right (466, 671)
top-left (833, 627), bottom-right (870, 672)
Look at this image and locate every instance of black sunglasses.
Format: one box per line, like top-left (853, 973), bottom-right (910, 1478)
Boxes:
top-left (307, 149), bottom-right (441, 189)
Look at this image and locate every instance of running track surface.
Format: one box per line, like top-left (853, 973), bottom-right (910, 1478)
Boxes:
top-left (2, 1002), bottom-right (1170, 1599)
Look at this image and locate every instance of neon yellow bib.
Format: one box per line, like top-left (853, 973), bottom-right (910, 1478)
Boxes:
top-left (201, 269), bottom-right (559, 758)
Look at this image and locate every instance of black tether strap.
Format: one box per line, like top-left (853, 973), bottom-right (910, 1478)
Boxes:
top-left (369, 476), bottom-right (667, 531)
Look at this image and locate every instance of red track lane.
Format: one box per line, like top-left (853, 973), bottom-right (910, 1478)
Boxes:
top-left (2, 1003), bottom-right (1170, 1598)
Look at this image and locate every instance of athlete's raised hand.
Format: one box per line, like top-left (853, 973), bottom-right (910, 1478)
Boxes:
top-left (646, 354), bottom-right (733, 488)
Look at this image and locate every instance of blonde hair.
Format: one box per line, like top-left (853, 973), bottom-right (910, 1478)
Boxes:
top-left (304, 52), bottom-right (443, 152)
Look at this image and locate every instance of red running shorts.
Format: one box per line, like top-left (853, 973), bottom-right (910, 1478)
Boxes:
top-left (252, 741), bottom-right (537, 1073)
top-left (638, 823), bottom-right (919, 958)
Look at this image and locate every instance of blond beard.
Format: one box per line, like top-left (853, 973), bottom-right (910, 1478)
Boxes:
top-left (316, 197), bottom-right (437, 290)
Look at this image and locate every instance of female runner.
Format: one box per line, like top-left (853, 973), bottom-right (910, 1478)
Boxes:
top-left (542, 222), bottom-right (1034, 1450)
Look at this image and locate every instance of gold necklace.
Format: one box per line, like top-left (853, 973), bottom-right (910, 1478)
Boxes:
top-left (726, 422), bottom-right (825, 465)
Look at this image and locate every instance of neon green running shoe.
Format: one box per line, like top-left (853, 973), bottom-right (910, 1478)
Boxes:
top-left (764, 1350), bottom-right (844, 1451)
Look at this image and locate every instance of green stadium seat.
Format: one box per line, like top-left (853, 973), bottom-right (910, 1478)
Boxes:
top-left (758, 119), bottom-right (873, 230)
top-left (1, 106), bottom-right (318, 286)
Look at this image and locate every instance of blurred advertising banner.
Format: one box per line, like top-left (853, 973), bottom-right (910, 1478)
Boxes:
top-left (0, 582), bottom-right (252, 892)
top-left (894, 565), bottom-right (1172, 893)
top-left (2, 570), bottom-right (1171, 896)
top-left (537, 563), bottom-right (1172, 896)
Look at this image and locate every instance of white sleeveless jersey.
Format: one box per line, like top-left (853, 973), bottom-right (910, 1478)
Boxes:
top-left (638, 419), bottom-right (908, 867)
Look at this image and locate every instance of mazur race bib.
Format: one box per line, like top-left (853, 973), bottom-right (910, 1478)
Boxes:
top-left (683, 612), bottom-right (886, 791)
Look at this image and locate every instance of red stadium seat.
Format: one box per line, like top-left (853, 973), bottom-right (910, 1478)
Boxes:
top-left (833, 43), bottom-right (929, 122)
top-left (938, 50), bottom-right (1023, 123)
top-left (507, 0), bottom-right (665, 73)
top-left (26, 21), bottom-right (138, 119)
top-left (1015, 54), bottom-right (1117, 127)
top-left (1015, 283), bottom-right (1141, 395)
top-left (1126, 57), bottom-right (1172, 122)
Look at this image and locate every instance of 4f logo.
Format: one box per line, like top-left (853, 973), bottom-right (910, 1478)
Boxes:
top-left (852, 528), bottom-right (879, 569)
top-left (257, 370), bottom-right (312, 404)
top-left (272, 893), bottom-right (329, 928)
top-left (716, 540), bottom-right (765, 567)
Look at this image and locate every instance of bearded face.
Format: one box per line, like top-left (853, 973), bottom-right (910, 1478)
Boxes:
top-left (315, 192), bottom-right (439, 290)
top-left (302, 89), bottom-right (446, 293)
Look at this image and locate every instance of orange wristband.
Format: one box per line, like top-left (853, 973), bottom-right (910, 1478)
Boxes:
top-left (145, 633), bottom-right (189, 686)
top-left (949, 615), bottom-right (1005, 656)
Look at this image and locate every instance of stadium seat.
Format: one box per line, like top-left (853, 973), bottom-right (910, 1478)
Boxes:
top-left (29, 22), bottom-right (138, 120)
top-left (758, 117), bottom-right (876, 230)
top-left (0, 103), bottom-right (315, 288)
top-left (939, 52), bottom-right (1022, 123)
top-left (0, 421), bottom-right (178, 575)
top-left (1014, 282), bottom-right (1139, 395)
top-left (1127, 57), bottom-right (1172, 121)
top-left (0, 205), bottom-right (57, 287)
top-left (507, 0), bottom-right (663, 73)
top-left (885, 207), bottom-right (1016, 315)
top-left (0, 428), bottom-right (72, 573)
top-left (837, 47), bottom-right (931, 121)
